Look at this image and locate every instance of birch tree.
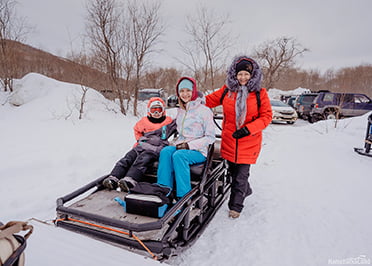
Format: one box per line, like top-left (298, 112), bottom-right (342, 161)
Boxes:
top-left (86, 0), bottom-right (127, 114)
top-left (180, 5), bottom-right (232, 90)
top-left (125, 0), bottom-right (164, 116)
top-left (85, 0), bottom-right (164, 116)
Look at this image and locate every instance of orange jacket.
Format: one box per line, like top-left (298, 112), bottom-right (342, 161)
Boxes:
top-left (133, 116), bottom-right (173, 141)
top-left (206, 85), bottom-right (272, 164)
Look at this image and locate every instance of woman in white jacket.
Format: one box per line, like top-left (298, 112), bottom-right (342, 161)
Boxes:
top-left (157, 77), bottom-right (215, 198)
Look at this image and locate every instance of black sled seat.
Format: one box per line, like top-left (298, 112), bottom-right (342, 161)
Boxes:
top-left (55, 116), bottom-right (229, 260)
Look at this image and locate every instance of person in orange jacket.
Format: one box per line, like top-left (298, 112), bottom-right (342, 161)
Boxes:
top-left (205, 55), bottom-right (272, 219)
top-left (103, 97), bottom-right (176, 192)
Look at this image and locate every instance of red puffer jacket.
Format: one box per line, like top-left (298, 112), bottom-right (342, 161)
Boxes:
top-left (206, 85), bottom-right (272, 164)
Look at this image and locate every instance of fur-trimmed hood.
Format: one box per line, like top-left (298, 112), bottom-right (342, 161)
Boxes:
top-left (226, 55), bottom-right (262, 92)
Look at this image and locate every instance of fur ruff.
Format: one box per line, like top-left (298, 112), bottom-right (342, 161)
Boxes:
top-left (226, 55), bottom-right (262, 92)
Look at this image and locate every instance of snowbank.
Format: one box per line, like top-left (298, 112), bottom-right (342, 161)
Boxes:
top-left (1, 74), bottom-right (371, 266)
top-left (268, 87), bottom-right (310, 99)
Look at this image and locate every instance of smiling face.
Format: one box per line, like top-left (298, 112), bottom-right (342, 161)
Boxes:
top-left (179, 88), bottom-right (193, 103)
top-left (237, 71), bottom-right (251, 86)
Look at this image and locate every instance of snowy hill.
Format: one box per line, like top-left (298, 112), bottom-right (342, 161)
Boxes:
top-left (1, 74), bottom-right (371, 266)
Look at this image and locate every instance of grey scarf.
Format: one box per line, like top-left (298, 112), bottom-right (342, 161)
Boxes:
top-left (236, 85), bottom-right (249, 128)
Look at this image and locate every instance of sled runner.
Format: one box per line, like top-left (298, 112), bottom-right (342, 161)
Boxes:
top-left (354, 113), bottom-right (372, 158)
top-left (55, 115), bottom-right (231, 260)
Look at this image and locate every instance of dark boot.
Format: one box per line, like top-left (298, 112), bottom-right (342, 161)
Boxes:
top-left (102, 175), bottom-right (119, 190)
top-left (118, 176), bottom-right (137, 192)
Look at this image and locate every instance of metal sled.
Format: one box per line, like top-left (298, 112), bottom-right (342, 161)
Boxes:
top-left (55, 116), bottom-right (231, 261)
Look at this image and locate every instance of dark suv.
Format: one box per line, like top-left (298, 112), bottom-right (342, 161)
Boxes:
top-left (310, 92), bottom-right (372, 122)
top-left (294, 93), bottom-right (319, 120)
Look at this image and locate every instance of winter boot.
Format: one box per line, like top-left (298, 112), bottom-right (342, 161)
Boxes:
top-left (118, 176), bottom-right (137, 192)
top-left (102, 175), bottom-right (119, 190)
top-left (228, 210), bottom-right (240, 219)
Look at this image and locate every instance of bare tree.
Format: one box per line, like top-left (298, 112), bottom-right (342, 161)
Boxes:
top-left (180, 5), bottom-right (232, 91)
top-left (254, 36), bottom-right (308, 89)
top-left (274, 67), bottom-right (323, 92)
top-left (143, 67), bottom-right (181, 95)
top-left (85, 0), bottom-right (127, 114)
top-left (66, 49), bottom-right (92, 120)
top-left (0, 0), bottom-right (30, 91)
top-left (85, 0), bottom-right (164, 116)
top-left (79, 85), bottom-right (89, 120)
top-left (125, 0), bottom-right (165, 116)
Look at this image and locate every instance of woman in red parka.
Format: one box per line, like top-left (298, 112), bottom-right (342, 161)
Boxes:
top-left (205, 55), bottom-right (272, 219)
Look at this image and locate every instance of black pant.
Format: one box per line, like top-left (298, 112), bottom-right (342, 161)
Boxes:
top-left (227, 162), bottom-right (252, 213)
top-left (110, 149), bottom-right (158, 181)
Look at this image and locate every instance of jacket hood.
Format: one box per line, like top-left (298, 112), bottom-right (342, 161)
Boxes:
top-left (226, 55), bottom-right (262, 92)
top-left (176, 77), bottom-right (198, 101)
top-left (147, 97), bottom-right (166, 116)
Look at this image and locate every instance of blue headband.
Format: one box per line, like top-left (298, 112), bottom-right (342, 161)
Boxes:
top-left (178, 79), bottom-right (193, 93)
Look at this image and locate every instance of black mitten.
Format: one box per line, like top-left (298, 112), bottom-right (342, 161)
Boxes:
top-left (232, 127), bottom-right (250, 139)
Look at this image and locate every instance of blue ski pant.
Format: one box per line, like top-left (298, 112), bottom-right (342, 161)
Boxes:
top-left (157, 146), bottom-right (206, 198)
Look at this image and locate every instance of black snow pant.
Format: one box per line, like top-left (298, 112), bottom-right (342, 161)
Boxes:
top-left (110, 149), bottom-right (158, 182)
top-left (227, 162), bottom-right (252, 213)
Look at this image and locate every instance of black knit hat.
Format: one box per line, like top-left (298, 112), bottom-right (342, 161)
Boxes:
top-left (236, 59), bottom-right (253, 74)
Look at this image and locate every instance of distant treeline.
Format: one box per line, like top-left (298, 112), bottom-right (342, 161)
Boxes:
top-left (2, 40), bottom-right (372, 99)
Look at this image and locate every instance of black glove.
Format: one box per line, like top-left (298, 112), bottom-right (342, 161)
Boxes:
top-left (232, 127), bottom-right (250, 139)
top-left (176, 142), bottom-right (189, 150)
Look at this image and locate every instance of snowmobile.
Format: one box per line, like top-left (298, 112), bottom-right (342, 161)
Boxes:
top-left (55, 115), bottom-right (231, 261)
top-left (354, 113), bottom-right (372, 157)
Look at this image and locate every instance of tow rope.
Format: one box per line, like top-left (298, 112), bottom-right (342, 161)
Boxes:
top-left (54, 217), bottom-right (158, 260)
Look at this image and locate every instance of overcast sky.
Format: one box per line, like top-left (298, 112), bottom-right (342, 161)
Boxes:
top-left (17, 0), bottom-right (372, 73)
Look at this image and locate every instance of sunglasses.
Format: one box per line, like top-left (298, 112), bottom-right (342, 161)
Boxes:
top-left (149, 106), bottom-right (164, 115)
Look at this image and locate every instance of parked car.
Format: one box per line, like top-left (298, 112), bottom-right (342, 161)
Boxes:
top-left (287, 95), bottom-right (298, 108)
top-left (294, 93), bottom-right (319, 120)
top-left (137, 88), bottom-right (165, 101)
top-left (270, 99), bottom-right (298, 124)
top-left (310, 92), bottom-right (372, 122)
top-left (167, 94), bottom-right (178, 108)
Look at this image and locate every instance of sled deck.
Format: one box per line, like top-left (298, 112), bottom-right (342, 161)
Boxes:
top-left (55, 117), bottom-right (231, 261)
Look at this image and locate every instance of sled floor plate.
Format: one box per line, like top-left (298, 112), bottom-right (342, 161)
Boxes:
top-left (68, 190), bottom-right (157, 223)
top-left (63, 189), bottom-right (170, 240)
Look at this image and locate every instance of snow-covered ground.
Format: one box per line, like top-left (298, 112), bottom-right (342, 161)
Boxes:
top-left (1, 73), bottom-right (371, 266)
